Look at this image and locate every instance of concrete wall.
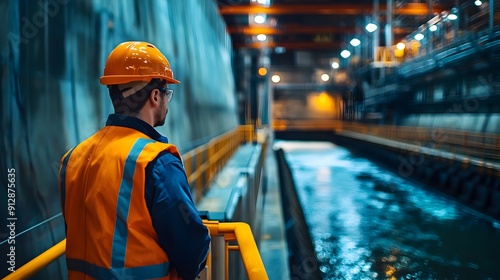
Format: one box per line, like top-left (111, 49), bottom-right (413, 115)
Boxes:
top-left (0, 0), bottom-right (237, 278)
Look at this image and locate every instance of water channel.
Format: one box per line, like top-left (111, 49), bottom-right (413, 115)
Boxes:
top-left (278, 141), bottom-right (500, 280)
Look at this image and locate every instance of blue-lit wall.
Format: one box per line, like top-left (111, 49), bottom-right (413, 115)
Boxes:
top-left (0, 0), bottom-right (237, 278)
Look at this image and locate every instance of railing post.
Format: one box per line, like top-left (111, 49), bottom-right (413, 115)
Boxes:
top-left (207, 143), bottom-right (214, 186)
top-left (196, 147), bottom-right (203, 199)
top-left (210, 236), bottom-right (226, 280)
top-left (184, 156), bottom-right (192, 182)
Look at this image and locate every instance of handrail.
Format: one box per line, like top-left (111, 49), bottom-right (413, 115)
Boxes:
top-left (272, 119), bottom-right (500, 165)
top-left (184, 125), bottom-right (254, 201)
top-left (2, 221), bottom-right (268, 280)
top-left (203, 221), bottom-right (268, 280)
top-left (339, 122), bottom-right (500, 162)
top-left (3, 240), bottom-right (65, 280)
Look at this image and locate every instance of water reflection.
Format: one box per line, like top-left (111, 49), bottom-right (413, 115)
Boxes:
top-left (276, 141), bottom-right (500, 280)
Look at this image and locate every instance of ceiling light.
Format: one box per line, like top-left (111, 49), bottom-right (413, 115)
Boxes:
top-left (271, 74), bottom-right (281, 83)
top-left (258, 67), bottom-right (267, 76)
top-left (321, 74), bottom-right (330, 82)
top-left (447, 13), bottom-right (458, 20)
top-left (350, 38), bottom-right (361, 47)
top-left (331, 62), bottom-right (339, 69)
top-left (274, 46), bottom-right (286, 54)
top-left (474, 0), bottom-right (482, 6)
top-left (256, 34), bottom-right (267, 41)
top-left (396, 42), bottom-right (406, 50)
top-left (254, 15), bottom-right (266, 24)
top-left (414, 33), bottom-right (424, 41)
top-left (429, 25), bottom-right (438, 32)
top-left (340, 50), bottom-right (351, 58)
top-left (365, 23), bottom-right (378, 33)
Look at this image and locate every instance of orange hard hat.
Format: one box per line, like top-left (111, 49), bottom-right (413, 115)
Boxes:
top-left (100, 41), bottom-right (180, 85)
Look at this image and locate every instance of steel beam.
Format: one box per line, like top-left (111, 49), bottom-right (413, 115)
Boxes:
top-left (220, 3), bottom-right (451, 16)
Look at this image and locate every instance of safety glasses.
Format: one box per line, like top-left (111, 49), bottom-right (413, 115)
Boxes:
top-left (158, 88), bottom-right (174, 102)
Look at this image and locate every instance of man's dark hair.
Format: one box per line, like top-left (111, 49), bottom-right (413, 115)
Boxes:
top-left (108, 79), bottom-right (165, 115)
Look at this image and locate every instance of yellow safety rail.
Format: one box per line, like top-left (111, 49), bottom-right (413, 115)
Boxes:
top-left (272, 119), bottom-right (343, 132)
top-left (3, 240), bottom-right (65, 280)
top-left (183, 125), bottom-right (254, 201)
top-left (272, 119), bottom-right (500, 167)
top-left (2, 221), bottom-right (267, 280)
top-left (204, 221), bottom-right (268, 280)
top-left (339, 122), bottom-right (500, 163)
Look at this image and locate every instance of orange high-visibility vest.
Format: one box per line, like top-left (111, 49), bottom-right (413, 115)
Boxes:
top-left (59, 125), bottom-right (183, 279)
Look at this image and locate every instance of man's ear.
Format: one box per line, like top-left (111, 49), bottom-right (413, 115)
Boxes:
top-left (150, 89), bottom-right (160, 105)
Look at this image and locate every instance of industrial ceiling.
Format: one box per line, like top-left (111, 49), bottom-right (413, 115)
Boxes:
top-left (217, 0), bottom-right (457, 66)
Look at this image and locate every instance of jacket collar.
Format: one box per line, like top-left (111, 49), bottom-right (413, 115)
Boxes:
top-left (105, 114), bottom-right (169, 143)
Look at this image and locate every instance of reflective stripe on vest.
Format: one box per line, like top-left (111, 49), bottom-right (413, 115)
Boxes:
top-left (66, 258), bottom-right (169, 279)
top-left (112, 138), bottom-right (154, 267)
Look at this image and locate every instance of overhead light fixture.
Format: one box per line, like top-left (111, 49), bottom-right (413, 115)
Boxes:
top-left (321, 74), bottom-right (330, 82)
top-left (447, 13), bottom-right (458, 20)
top-left (340, 50), bottom-right (351, 58)
top-left (396, 42), bottom-right (406, 50)
top-left (414, 33), bottom-right (424, 41)
top-left (271, 74), bottom-right (281, 83)
top-left (254, 15), bottom-right (266, 24)
top-left (429, 25), bottom-right (438, 32)
top-left (256, 34), bottom-right (267, 41)
top-left (331, 62), bottom-right (340, 69)
top-left (474, 0), bottom-right (482, 6)
top-left (254, 0), bottom-right (271, 6)
top-left (365, 23), bottom-right (378, 33)
top-left (274, 46), bottom-right (286, 54)
top-left (350, 38), bottom-right (361, 47)
top-left (258, 67), bottom-right (267, 76)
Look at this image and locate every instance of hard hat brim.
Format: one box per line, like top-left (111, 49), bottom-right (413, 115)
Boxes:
top-left (100, 75), bottom-right (181, 85)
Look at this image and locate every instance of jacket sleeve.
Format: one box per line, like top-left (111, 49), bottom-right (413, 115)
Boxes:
top-left (145, 152), bottom-right (211, 280)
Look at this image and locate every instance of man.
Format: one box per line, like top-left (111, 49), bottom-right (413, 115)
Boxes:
top-left (58, 41), bottom-right (210, 280)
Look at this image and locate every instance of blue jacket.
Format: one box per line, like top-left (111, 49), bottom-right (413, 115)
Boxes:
top-left (105, 114), bottom-right (210, 280)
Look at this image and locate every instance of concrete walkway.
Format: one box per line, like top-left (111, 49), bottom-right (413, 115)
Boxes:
top-left (196, 140), bottom-right (290, 279)
top-left (259, 143), bottom-right (290, 280)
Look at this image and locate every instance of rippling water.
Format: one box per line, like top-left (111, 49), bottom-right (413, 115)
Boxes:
top-left (277, 141), bottom-right (500, 280)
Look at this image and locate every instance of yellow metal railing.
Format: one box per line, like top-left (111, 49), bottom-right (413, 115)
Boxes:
top-left (184, 125), bottom-right (254, 201)
top-left (204, 221), bottom-right (268, 280)
top-left (272, 119), bottom-right (344, 132)
top-left (339, 122), bottom-right (500, 163)
top-left (3, 221), bottom-right (267, 280)
top-left (3, 240), bottom-right (65, 280)
top-left (272, 119), bottom-right (500, 165)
